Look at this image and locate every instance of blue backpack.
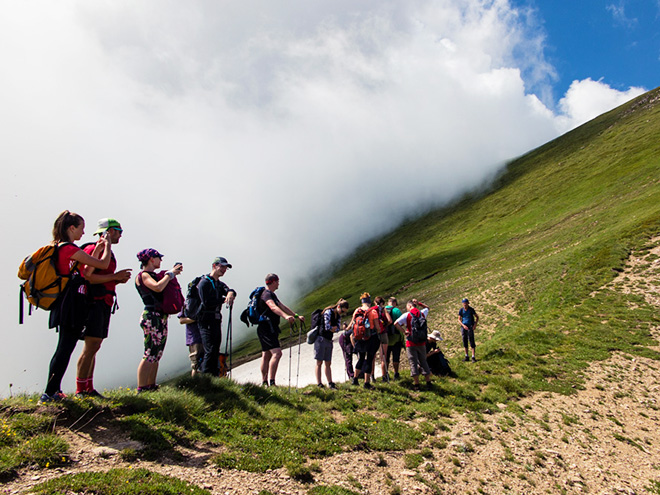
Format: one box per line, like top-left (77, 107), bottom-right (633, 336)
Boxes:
top-left (240, 286), bottom-right (267, 326)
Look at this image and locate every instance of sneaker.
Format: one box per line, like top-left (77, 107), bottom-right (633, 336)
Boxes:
top-left (363, 382), bottom-right (374, 390)
top-left (464, 355), bottom-right (470, 362)
top-left (39, 393), bottom-right (60, 404)
top-left (382, 374), bottom-right (390, 383)
top-left (269, 380), bottom-right (276, 387)
top-left (317, 383), bottom-right (325, 388)
top-left (76, 389), bottom-right (106, 399)
top-left (352, 378), bottom-right (359, 386)
top-left (426, 381), bottom-right (433, 390)
top-left (412, 384), bottom-right (420, 391)
top-left (262, 380), bottom-right (268, 387)
top-left (328, 382), bottom-right (337, 390)
top-left (471, 357), bottom-right (477, 362)
top-left (393, 372), bottom-right (400, 380)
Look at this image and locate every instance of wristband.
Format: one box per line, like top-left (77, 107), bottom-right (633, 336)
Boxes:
top-left (295, 313), bottom-right (299, 318)
top-left (166, 271), bottom-right (175, 279)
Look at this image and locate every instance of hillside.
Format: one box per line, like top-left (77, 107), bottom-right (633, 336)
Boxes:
top-left (2, 87), bottom-right (660, 495)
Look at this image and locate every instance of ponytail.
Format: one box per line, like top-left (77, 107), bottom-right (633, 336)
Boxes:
top-left (52, 210), bottom-right (84, 243)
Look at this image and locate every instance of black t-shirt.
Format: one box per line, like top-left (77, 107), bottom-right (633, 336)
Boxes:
top-left (197, 275), bottom-right (234, 323)
top-left (259, 289), bottom-right (281, 329)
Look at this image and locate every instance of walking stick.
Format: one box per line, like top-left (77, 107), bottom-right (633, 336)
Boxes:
top-left (296, 320), bottom-right (305, 388)
top-left (224, 304), bottom-right (233, 378)
top-left (288, 320), bottom-right (294, 391)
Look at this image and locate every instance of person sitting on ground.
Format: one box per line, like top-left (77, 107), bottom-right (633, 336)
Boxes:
top-left (135, 249), bottom-right (183, 393)
top-left (394, 299), bottom-right (433, 390)
top-left (458, 297), bottom-right (479, 362)
top-left (256, 274), bottom-right (304, 387)
top-left (426, 330), bottom-right (451, 376)
top-left (315, 299), bottom-right (349, 389)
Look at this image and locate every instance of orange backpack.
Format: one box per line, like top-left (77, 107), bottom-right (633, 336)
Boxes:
top-left (18, 242), bottom-right (74, 322)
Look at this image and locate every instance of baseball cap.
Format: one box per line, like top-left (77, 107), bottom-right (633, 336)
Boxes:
top-left (94, 218), bottom-right (122, 235)
top-left (462, 298), bottom-right (469, 303)
top-left (213, 256), bottom-right (232, 268)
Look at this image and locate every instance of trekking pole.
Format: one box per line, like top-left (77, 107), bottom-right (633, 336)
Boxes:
top-left (288, 320), bottom-right (295, 392)
top-left (296, 320), bottom-right (305, 388)
top-left (225, 304), bottom-right (233, 379)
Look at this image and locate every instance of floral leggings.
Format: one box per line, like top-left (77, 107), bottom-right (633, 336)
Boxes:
top-left (140, 310), bottom-right (168, 363)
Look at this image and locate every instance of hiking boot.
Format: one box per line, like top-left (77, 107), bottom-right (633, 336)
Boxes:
top-left (471, 357), bottom-right (477, 362)
top-left (393, 372), bottom-right (400, 380)
top-left (382, 374), bottom-right (390, 383)
top-left (329, 382), bottom-right (337, 390)
top-left (464, 355), bottom-right (470, 362)
top-left (363, 382), bottom-right (374, 390)
top-left (76, 390), bottom-right (106, 399)
top-left (351, 378), bottom-right (359, 386)
top-left (425, 381), bottom-right (433, 390)
top-left (39, 392), bottom-right (66, 404)
top-left (262, 380), bottom-right (268, 387)
top-left (317, 383), bottom-right (325, 388)
top-left (412, 384), bottom-right (420, 391)
top-left (269, 380), bottom-right (276, 387)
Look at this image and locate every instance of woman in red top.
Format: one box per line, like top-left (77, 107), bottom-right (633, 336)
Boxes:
top-left (40, 211), bottom-right (112, 403)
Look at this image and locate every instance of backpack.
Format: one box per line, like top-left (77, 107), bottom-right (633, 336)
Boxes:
top-left (183, 275), bottom-right (204, 321)
top-left (148, 271), bottom-right (185, 315)
top-left (240, 286), bottom-right (267, 327)
top-left (385, 307), bottom-right (396, 335)
top-left (408, 309), bottom-right (428, 344)
top-left (48, 272), bottom-right (91, 331)
top-left (352, 308), bottom-right (370, 341)
top-left (18, 243), bottom-right (74, 321)
top-left (306, 309), bottom-right (323, 344)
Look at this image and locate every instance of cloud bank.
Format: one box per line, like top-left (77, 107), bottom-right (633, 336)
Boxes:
top-left (0, 0), bottom-right (645, 395)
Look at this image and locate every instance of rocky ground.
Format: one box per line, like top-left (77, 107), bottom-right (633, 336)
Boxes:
top-left (4, 241), bottom-right (660, 495)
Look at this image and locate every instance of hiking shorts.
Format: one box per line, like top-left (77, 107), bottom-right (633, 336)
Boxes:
top-left (140, 310), bottom-right (168, 363)
top-left (82, 301), bottom-right (111, 340)
top-left (313, 335), bottom-right (333, 362)
top-left (406, 345), bottom-right (431, 377)
top-left (461, 325), bottom-right (476, 349)
top-left (378, 332), bottom-right (388, 345)
top-left (257, 322), bottom-right (281, 352)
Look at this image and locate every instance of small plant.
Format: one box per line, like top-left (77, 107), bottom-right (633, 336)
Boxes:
top-left (404, 452), bottom-right (423, 469)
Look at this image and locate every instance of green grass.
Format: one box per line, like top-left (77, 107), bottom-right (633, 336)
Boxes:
top-left (29, 468), bottom-right (210, 494)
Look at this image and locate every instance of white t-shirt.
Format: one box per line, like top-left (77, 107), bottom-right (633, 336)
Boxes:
top-left (395, 307), bottom-right (429, 328)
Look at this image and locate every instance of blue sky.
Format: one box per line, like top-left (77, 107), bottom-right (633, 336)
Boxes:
top-left (514, 0), bottom-right (659, 100)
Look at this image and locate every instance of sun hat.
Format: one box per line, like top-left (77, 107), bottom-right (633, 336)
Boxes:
top-left (212, 256), bottom-right (232, 268)
top-left (137, 248), bottom-right (163, 263)
top-left (428, 330), bottom-right (443, 341)
top-left (94, 218), bottom-right (122, 235)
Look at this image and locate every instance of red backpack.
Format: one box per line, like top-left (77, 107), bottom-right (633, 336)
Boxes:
top-left (352, 308), bottom-right (370, 341)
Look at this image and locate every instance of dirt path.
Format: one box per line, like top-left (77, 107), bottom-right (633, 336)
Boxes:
top-left (5, 241), bottom-right (660, 495)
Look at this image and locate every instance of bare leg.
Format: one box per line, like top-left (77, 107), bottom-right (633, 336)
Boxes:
top-left (77, 337), bottom-right (103, 379)
top-left (268, 348), bottom-right (282, 382)
top-left (261, 351), bottom-right (272, 383)
top-left (315, 360), bottom-right (323, 385)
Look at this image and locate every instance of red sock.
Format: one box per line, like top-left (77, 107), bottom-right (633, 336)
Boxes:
top-left (86, 377), bottom-right (94, 392)
top-left (76, 378), bottom-right (87, 394)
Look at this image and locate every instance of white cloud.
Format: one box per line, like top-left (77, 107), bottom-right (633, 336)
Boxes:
top-left (557, 78), bottom-right (645, 130)
top-left (0, 0), bottom-right (647, 395)
top-left (606, 1), bottom-right (638, 29)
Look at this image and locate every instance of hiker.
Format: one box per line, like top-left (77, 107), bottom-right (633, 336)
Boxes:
top-left (196, 257), bottom-right (236, 377)
top-left (337, 322), bottom-right (354, 381)
top-left (40, 211), bottom-right (113, 403)
top-left (458, 298), bottom-right (479, 362)
top-left (349, 292), bottom-right (379, 389)
top-left (371, 296), bottom-right (393, 382)
top-left (256, 274), bottom-right (304, 386)
top-left (426, 330), bottom-right (451, 376)
top-left (135, 248), bottom-right (183, 392)
top-left (385, 297), bottom-right (404, 380)
top-left (75, 218), bottom-right (132, 398)
top-left (315, 299), bottom-right (349, 389)
top-left (178, 309), bottom-right (203, 376)
top-left (394, 299), bottom-right (433, 390)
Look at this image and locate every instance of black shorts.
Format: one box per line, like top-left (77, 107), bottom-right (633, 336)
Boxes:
top-left (82, 301), bottom-right (111, 340)
top-left (257, 322), bottom-right (281, 352)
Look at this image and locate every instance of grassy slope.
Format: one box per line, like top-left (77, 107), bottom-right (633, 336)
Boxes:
top-left (299, 87), bottom-right (660, 392)
top-left (4, 88), bottom-right (660, 489)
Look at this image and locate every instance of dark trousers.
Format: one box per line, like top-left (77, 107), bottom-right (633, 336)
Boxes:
top-left (338, 333), bottom-right (354, 379)
top-left (198, 319), bottom-right (222, 376)
top-left (354, 335), bottom-right (379, 375)
top-left (45, 328), bottom-right (80, 395)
